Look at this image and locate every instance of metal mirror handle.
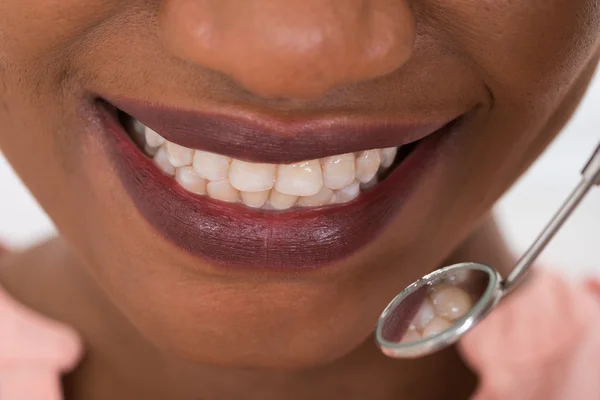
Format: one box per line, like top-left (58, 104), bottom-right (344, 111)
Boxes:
top-left (501, 143), bottom-right (600, 295)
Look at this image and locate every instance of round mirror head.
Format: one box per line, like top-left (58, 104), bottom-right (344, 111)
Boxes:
top-left (376, 263), bottom-right (502, 358)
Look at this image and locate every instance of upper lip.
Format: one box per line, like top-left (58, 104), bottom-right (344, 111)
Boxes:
top-left (107, 97), bottom-right (457, 164)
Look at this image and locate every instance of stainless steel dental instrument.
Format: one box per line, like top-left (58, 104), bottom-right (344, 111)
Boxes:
top-left (376, 142), bottom-right (600, 359)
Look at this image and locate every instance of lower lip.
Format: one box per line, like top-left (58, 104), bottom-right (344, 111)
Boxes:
top-left (98, 104), bottom-right (450, 270)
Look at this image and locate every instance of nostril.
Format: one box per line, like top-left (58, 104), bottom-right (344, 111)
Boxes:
top-left (159, 0), bottom-right (416, 100)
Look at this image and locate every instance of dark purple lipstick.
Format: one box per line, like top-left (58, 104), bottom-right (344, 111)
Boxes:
top-left (98, 99), bottom-right (456, 269)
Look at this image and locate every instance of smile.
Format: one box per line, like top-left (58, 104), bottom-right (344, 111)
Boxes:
top-left (97, 97), bottom-right (462, 270)
top-left (125, 114), bottom-right (406, 209)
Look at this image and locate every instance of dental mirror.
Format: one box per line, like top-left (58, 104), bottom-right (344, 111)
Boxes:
top-left (376, 142), bottom-right (600, 359)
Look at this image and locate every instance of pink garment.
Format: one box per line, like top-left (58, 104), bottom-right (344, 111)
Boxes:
top-left (0, 270), bottom-right (599, 399)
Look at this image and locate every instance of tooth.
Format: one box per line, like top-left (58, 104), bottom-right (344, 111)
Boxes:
top-left (166, 142), bottom-right (194, 167)
top-left (380, 147), bottom-right (398, 168)
top-left (144, 144), bottom-right (159, 157)
top-left (145, 127), bottom-right (166, 148)
top-left (355, 150), bottom-right (381, 183)
top-left (229, 160), bottom-right (276, 192)
top-left (297, 187), bottom-right (333, 207)
top-left (129, 120), bottom-right (146, 147)
top-left (269, 190), bottom-right (298, 210)
top-left (193, 151), bottom-right (230, 181)
top-left (430, 285), bottom-right (473, 321)
top-left (207, 179), bottom-right (239, 203)
top-left (322, 153), bottom-right (356, 190)
top-left (241, 190), bottom-right (270, 208)
top-left (153, 146), bottom-right (176, 176)
top-left (411, 297), bottom-right (435, 331)
top-left (359, 176), bottom-right (378, 191)
top-left (175, 166), bottom-right (207, 195)
top-left (131, 119), bottom-right (146, 136)
top-left (448, 269), bottom-right (470, 285)
top-left (275, 160), bottom-right (323, 196)
top-left (330, 180), bottom-right (360, 204)
top-left (401, 326), bottom-right (422, 344)
top-left (422, 317), bottom-right (452, 338)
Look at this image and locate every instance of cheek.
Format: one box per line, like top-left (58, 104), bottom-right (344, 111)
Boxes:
top-left (0, 0), bottom-right (132, 175)
top-left (0, 73), bottom-right (59, 186)
top-left (0, 63), bottom-right (83, 218)
top-left (427, 0), bottom-right (600, 102)
top-left (418, 0), bottom-right (600, 198)
top-left (0, 0), bottom-right (118, 63)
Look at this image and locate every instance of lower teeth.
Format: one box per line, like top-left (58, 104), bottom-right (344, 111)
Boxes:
top-left (401, 283), bottom-right (473, 343)
top-left (122, 113), bottom-right (406, 210)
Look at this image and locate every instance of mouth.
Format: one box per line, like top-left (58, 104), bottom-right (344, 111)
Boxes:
top-left (97, 97), bottom-right (461, 270)
top-left (120, 112), bottom-right (415, 209)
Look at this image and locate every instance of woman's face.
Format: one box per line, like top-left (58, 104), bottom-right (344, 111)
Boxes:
top-left (0, 0), bottom-right (598, 368)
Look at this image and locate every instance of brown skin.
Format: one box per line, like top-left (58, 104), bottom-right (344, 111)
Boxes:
top-left (0, 1), bottom-right (599, 399)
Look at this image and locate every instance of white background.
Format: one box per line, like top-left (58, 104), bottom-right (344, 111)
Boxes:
top-left (1, 73), bottom-right (599, 279)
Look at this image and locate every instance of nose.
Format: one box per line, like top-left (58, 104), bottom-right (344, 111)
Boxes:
top-left (159, 0), bottom-right (416, 99)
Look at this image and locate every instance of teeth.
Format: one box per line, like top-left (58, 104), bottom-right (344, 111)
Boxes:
top-left (275, 160), bottom-right (323, 196)
top-left (401, 326), bottom-right (422, 344)
top-left (355, 150), bottom-right (380, 183)
top-left (153, 146), bottom-right (176, 176)
top-left (380, 147), bottom-right (398, 168)
top-left (193, 151), bottom-right (230, 181)
top-left (133, 121), bottom-right (405, 210)
top-left (430, 285), bottom-right (473, 321)
top-left (229, 160), bottom-right (276, 192)
top-left (322, 153), bottom-right (356, 190)
top-left (297, 186), bottom-right (334, 207)
top-left (331, 180), bottom-right (360, 204)
top-left (175, 166), bottom-right (207, 195)
top-left (359, 176), bottom-right (378, 191)
top-left (269, 190), bottom-right (298, 210)
top-left (132, 119), bottom-right (146, 136)
top-left (207, 179), bottom-right (239, 202)
top-left (402, 283), bottom-right (473, 343)
top-left (129, 119), bottom-right (146, 146)
top-left (411, 298), bottom-right (436, 331)
top-left (166, 142), bottom-right (194, 167)
top-left (422, 317), bottom-right (452, 338)
top-left (241, 190), bottom-right (270, 208)
top-left (145, 127), bottom-right (166, 148)
top-left (144, 144), bottom-right (159, 157)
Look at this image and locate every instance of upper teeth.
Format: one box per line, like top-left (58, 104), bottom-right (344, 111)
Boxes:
top-left (138, 124), bottom-right (398, 210)
top-left (275, 160), bottom-right (324, 196)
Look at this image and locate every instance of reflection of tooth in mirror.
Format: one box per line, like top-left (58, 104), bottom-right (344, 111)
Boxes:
top-left (401, 269), bottom-right (489, 344)
top-left (380, 285), bottom-right (428, 343)
top-left (422, 317), bottom-right (453, 337)
top-left (405, 271), bottom-right (484, 341)
top-left (401, 283), bottom-right (473, 340)
top-left (400, 325), bottom-right (422, 343)
top-left (412, 297), bottom-right (435, 330)
top-left (379, 266), bottom-right (492, 346)
top-left (430, 284), bottom-right (473, 321)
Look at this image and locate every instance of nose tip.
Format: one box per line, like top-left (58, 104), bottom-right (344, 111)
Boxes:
top-left (159, 0), bottom-right (416, 99)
